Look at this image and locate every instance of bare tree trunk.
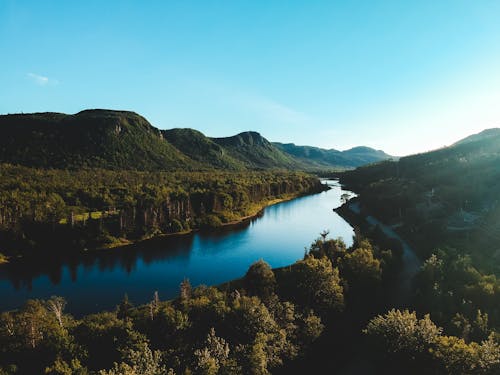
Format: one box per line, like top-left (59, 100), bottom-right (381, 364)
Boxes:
top-left (47, 297), bottom-right (66, 328)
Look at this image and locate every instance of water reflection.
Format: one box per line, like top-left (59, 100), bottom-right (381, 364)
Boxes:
top-left (0, 181), bottom-right (355, 315)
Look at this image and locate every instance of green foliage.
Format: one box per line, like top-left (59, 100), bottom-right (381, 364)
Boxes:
top-left (286, 256), bottom-right (344, 316)
top-left (414, 251), bottom-right (500, 336)
top-left (212, 132), bottom-right (299, 170)
top-left (199, 214), bottom-right (223, 230)
top-left (340, 247), bottom-right (382, 290)
top-left (98, 342), bottom-right (170, 375)
top-left (45, 358), bottom-right (88, 375)
top-left (244, 260), bottom-right (276, 301)
top-left (365, 309), bottom-right (442, 356)
top-left (170, 219), bottom-right (184, 233)
top-left (365, 309), bottom-right (500, 374)
top-left (1, 234), bottom-right (470, 374)
top-left (340, 128), bottom-right (500, 273)
top-left (0, 165), bottom-right (322, 255)
top-left (194, 328), bottom-right (230, 375)
top-left (0, 110), bottom-right (191, 171)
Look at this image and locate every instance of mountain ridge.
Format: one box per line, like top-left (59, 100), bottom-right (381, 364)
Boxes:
top-left (0, 109), bottom-right (392, 171)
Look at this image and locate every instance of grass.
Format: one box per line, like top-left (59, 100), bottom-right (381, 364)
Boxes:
top-left (59, 210), bottom-right (116, 224)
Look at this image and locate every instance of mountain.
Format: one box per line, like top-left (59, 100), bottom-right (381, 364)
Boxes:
top-left (273, 142), bottom-right (393, 169)
top-left (162, 128), bottom-right (244, 169)
top-left (453, 128), bottom-right (500, 146)
top-left (340, 127), bottom-right (500, 274)
top-left (0, 109), bottom-right (392, 171)
top-left (211, 132), bottom-right (299, 169)
top-left (0, 110), bottom-right (193, 170)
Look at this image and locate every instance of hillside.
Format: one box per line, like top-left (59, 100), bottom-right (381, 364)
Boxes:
top-left (211, 131), bottom-right (300, 169)
top-left (453, 127), bottom-right (500, 146)
top-left (273, 142), bottom-right (392, 169)
top-left (0, 109), bottom-right (391, 171)
top-left (0, 110), bottom-right (193, 170)
top-left (340, 128), bottom-right (500, 274)
top-left (162, 128), bottom-right (244, 169)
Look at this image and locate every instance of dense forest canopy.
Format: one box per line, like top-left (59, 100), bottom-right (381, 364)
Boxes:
top-left (1, 114), bottom-right (499, 373)
top-left (336, 128), bottom-right (500, 373)
top-left (1, 234), bottom-right (498, 374)
top-left (0, 165), bottom-right (325, 257)
top-left (340, 127), bottom-right (500, 273)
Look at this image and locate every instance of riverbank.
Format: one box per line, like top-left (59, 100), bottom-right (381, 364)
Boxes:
top-left (94, 185), bottom-right (330, 250)
top-left (1, 183), bottom-right (331, 263)
top-left (335, 197), bottom-right (422, 305)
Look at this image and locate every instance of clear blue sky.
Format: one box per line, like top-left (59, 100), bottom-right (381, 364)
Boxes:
top-left (2, 0), bottom-right (500, 155)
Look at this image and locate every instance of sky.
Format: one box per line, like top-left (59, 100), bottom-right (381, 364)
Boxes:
top-left (1, 0), bottom-right (500, 156)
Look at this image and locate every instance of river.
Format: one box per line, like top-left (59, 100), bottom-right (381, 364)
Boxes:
top-left (0, 180), bottom-right (355, 315)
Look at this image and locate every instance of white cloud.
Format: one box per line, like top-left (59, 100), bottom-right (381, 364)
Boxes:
top-left (27, 73), bottom-right (58, 86)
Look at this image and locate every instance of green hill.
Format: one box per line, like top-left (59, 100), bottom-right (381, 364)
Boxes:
top-left (273, 142), bottom-right (392, 169)
top-left (211, 131), bottom-right (300, 170)
top-left (453, 128), bottom-right (500, 146)
top-left (0, 109), bottom-right (193, 170)
top-left (340, 128), bottom-right (500, 274)
top-left (0, 109), bottom-right (391, 171)
top-left (162, 128), bottom-right (244, 169)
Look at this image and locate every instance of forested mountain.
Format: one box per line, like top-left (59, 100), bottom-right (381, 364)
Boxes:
top-left (334, 128), bottom-right (500, 373)
top-left (273, 142), bottom-right (393, 169)
top-left (0, 110), bottom-right (193, 170)
top-left (162, 128), bottom-right (243, 169)
top-left (341, 128), bottom-right (500, 272)
top-left (453, 128), bottom-right (500, 146)
top-left (0, 110), bottom-right (391, 171)
top-left (212, 132), bottom-right (299, 170)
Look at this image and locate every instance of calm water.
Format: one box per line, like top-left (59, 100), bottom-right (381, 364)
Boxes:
top-left (0, 180), bottom-right (354, 315)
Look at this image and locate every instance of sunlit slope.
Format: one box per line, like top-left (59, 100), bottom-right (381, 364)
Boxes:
top-left (211, 132), bottom-right (301, 169)
top-left (162, 128), bottom-right (244, 169)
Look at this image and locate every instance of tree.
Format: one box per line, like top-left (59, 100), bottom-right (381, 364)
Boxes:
top-left (194, 328), bottom-right (230, 375)
top-left (47, 296), bottom-right (67, 329)
top-left (319, 230), bottom-right (330, 242)
top-left (117, 295), bottom-right (133, 321)
top-left (364, 309), bottom-right (442, 361)
top-left (340, 247), bottom-right (382, 291)
top-left (18, 299), bottom-right (49, 349)
top-left (244, 260), bottom-right (276, 301)
top-left (98, 342), bottom-right (171, 375)
top-left (290, 256), bottom-right (344, 315)
top-left (431, 334), bottom-right (500, 374)
top-left (44, 358), bottom-right (88, 375)
top-left (180, 278), bottom-right (192, 304)
top-left (247, 333), bottom-right (269, 375)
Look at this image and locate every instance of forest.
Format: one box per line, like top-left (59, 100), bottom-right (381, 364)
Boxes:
top-left (0, 164), bottom-right (324, 258)
top-left (0, 111), bottom-right (499, 373)
top-left (0, 110), bottom-right (390, 171)
top-left (0, 233), bottom-right (498, 374)
top-left (335, 130), bottom-right (500, 373)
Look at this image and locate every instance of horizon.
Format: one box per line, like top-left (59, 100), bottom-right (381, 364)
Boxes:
top-left (2, 1), bottom-right (500, 156)
top-left (2, 107), bottom-right (496, 157)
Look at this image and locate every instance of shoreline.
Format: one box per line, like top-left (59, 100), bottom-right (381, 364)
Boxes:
top-left (95, 187), bottom-right (329, 251)
top-left (2, 185), bottom-right (330, 263)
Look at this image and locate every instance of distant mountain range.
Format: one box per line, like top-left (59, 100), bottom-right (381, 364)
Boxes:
top-left (0, 109), bottom-right (392, 171)
top-left (273, 142), bottom-right (391, 169)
